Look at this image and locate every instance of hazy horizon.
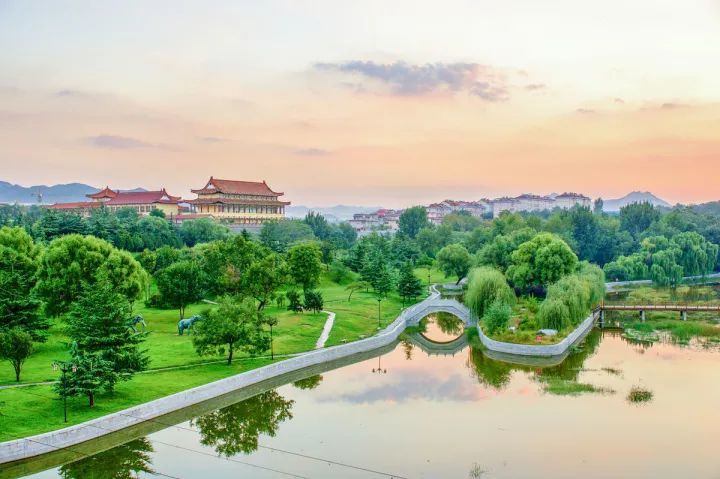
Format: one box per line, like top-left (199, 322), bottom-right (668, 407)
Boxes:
top-left (2, 1), bottom-right (719, 207)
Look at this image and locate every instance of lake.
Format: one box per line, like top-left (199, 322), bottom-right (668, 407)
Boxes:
top-left (15, 314), bottom-right (720, 479)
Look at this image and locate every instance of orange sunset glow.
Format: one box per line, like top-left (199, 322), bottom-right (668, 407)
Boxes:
top-left (1, 1), bottom-right (719, 206)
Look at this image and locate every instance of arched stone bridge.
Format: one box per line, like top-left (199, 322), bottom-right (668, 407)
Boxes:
top-left (404, 296), bottom-right (474, 327)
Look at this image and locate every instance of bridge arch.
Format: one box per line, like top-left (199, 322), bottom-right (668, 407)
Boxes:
top-left (404, 298), bottom-right (474, 328)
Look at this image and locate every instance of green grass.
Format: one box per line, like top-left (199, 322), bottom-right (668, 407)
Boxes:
top-left (619, 318), bottom-right (720, 344)
top-left (540, 378), bottom-right (614, 396)
top-left (0, 357), bottom-right (272, 440)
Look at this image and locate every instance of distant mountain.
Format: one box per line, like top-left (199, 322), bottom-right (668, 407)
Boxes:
top-left (0, 181), bottom-right (147, 205)
top-left (603, 191), bottom-right (671, 212)
top-left (286, 205), bottom-right (380, 222)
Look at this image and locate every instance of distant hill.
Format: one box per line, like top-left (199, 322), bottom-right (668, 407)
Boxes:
top-left (0, 181), bottom-right (147, 205)
top-left (286, 205), bottom-right (380, 222)
top-left (603, 191), bottom-right (671, 212)
top-left (689, 201), bottom-right (720, 218)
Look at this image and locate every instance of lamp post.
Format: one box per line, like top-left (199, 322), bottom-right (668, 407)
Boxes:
top-left (52, 361), bottom-right (76, 423)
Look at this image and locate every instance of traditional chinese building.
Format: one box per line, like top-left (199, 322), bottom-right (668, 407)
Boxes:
top-left (186, 177), bottom-right (290, 225)
top-left (49, 186), bottom-right (182, 217)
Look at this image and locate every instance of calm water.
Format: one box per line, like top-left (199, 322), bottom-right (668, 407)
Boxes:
top-left (16, 315), bottom-right (720, 479)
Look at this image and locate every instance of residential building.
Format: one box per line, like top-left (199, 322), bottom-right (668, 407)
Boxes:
top-left (554, 192), bottom-right (592, 209)
top-left (349, 208), bottom-right (402, 236)
top-left (186, 177), bottom-right (290, 225)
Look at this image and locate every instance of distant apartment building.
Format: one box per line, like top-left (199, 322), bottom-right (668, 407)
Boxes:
top-left (48, 186), bottom-right (183, 217)
top-left (427, 200), bottom-right (489, 225)
top-left (553, 192), bottom-right (592, 210)
top-left (491, 192), bottom-right (591, 217)
top-left (349, 208), bottom-right (402, 236)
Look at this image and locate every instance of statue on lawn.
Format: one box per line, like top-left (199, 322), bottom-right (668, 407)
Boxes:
top-left (128, 315), bottom-right (147, 333)
top-left (178, 315), bottom-right (202, 336)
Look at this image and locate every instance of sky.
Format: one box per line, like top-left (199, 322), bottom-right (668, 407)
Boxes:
top-left (1, 0), bottom-right (719, 207)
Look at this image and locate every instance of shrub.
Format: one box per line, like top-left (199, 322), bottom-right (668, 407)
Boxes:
top-left (303, 290), bottom-right (324, 313)
top-left (483, 300), bottom-right (512, 335)
top-left (464, 267), bottom-right (516, 319)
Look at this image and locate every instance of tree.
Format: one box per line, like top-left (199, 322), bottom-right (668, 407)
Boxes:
top-left (397, 262), bottom-right (423, 305)
top-left (260, 220), bottom-right (315, 252)
top-left (361, 251), bottom-right (394, 297)
top-left (0, 227), bottom-right (46, 340)
top-left (345, 280), bottom-right (371, 301)
top-left (619, 202), bottom-right (660, 238)
top-left (477, 228), bottom-right (536, 272)
top-left (482, 300), bottom-right (512, 335)
top-left (593, 198), bottom-right (604, 214)
top-left (537, 297), bottom-right (572, 331)
top-left (304, 211), bottom-right (332, 240)
top-left (193, 297), bottom-right (271, 365)
top-left (0, 327), bottom-right (33, 382)
top-left (244, 253), bottom-right (286, 311)
top-left (178, 218), bottom-right (229, 247)
top-left (464, 267), bottom-right (516, 318)
top-left (192, 391), bottom-right (293, 456)
top-left (328, 260), bottom-right (351, 284)
top-left (303, 290), bottom-right (324, 313)
top-left (135, 216), bottom-right (181, 250)
top-left (436, 243), bottom-right (472, 284)
top-left (506, 233), bottom-right (578, 290)
top-left (35, 234), bottom-right (145, 316)
top-left (286, 242), bottom-right (322, 292)
top-left (155, 260), bottom-right (204, 319)
top-left (398, 206), bottom-right (429, 239)
top-left (286, 290), bottom-right (303, 312)
top-left (60, 281), bottom-right (148, 406)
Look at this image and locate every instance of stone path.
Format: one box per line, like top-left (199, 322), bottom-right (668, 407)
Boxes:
top-left (315, 310), bottom-right (336, 349)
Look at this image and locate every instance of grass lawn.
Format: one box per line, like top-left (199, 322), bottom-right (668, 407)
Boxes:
top-left (0, 357), bottom-right (272, 440)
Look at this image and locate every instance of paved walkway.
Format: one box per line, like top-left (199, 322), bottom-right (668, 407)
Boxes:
top-left (315, 310), bottom-right (336, 349)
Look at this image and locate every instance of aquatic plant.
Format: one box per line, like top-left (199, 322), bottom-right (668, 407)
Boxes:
top-left (540, 378), bottom-right (614, 396)
top-left (627, 386), bottom-right (653, 404)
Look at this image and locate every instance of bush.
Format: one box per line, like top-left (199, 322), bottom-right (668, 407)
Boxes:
top-left (483, 300), bottom-right (512, 335)
top-left (537, 297), bottom-right (572, 330)
top-left (464, 267), bottom-right (516, 318)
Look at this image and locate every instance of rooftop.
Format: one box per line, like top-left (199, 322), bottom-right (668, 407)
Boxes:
top-left (191, 177), bottom-right (284, 196)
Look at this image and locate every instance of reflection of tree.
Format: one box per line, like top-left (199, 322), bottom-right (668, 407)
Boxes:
top-left (59, 438), bottom-right (154, 479)
top-left (466, 330), bottom-right (603, 389)
top-left (467, 347), bottom-right (528, 390)
top-left (401, 339), bottom-right (414, 360)
top-left (434, 312), bottom-right (463, 336)
top-left (535, 329), bottom-right (602, 382)
top-left (292, 374), bottom-right (323, 390)
top-left (192, 390), bottom-right (294, 456)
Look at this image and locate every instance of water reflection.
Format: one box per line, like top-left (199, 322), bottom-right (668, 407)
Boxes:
top-left (292, 374), bottom-right (323, 390)
top-left (58, 438), bottom-right (154, 479)
top-left (191, 390), bottom-right (294, 456)
top-left (18, 327), bottom-right (720, 479)
top-left (417, 312), bottom-right (464, 342)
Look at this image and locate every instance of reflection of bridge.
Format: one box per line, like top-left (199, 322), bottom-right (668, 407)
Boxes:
top-left (405, 332), bottom-right (468, 356)
top-left (600, 304), bottom-right (720, 321)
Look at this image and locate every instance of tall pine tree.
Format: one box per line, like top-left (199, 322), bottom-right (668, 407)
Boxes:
top-left (58, 279), bottom-right (148, 406)
top-left (397, 262), bottom-right (423, 306)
